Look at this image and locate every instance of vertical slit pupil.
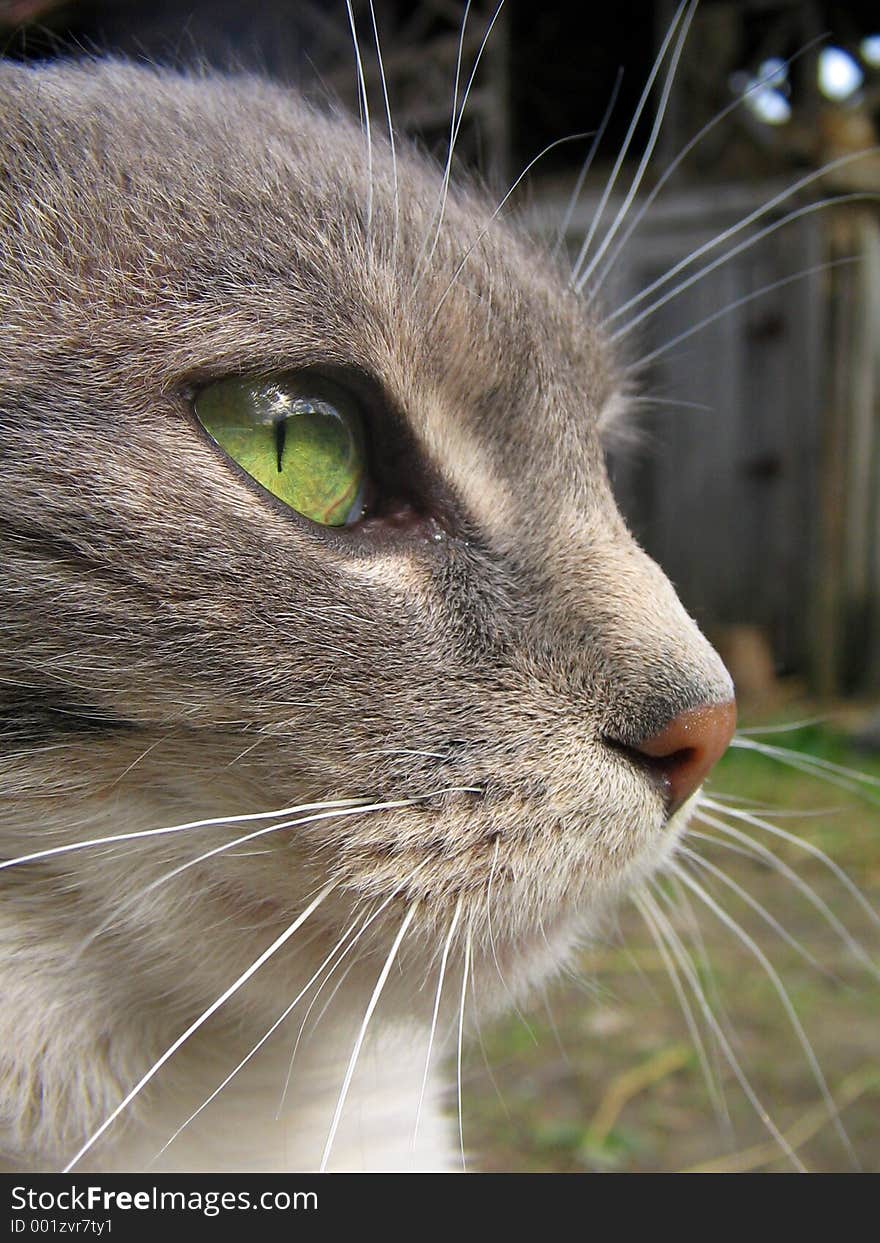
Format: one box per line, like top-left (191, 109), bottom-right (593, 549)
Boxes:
top-left (274, 417), bottom-right (286, 473)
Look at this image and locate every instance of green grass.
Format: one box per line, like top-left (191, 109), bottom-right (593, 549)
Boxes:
top-left (459, 717), bottom-right (880, 1173)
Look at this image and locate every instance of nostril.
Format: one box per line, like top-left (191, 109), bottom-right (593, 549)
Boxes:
top-left (608, 700), bottom-right (737, 817)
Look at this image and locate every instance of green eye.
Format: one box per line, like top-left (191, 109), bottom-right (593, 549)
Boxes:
top-left (194, 374), bottom-right (367, 526)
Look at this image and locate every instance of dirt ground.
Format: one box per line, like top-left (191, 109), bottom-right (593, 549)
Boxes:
top-left (459, 715), bottom-right (880, 1173)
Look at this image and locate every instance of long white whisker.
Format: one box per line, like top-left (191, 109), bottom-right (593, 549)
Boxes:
top-left (552, 66), bottom-right (624, 259)
top-left (671, 861), bottom-right (859, 1167)
top-left (633, 880), bottom-right (729, 1127)
top-left (413, 895), bottom-right (463, 1153)
top-left (413, 0), bottom-right (470, 282)
top-left (568, 0), bottom-right (689, 287)
top-left (149, 907), bottom-right (369, 1164)
top-left (74, 797), bottom-right (435, 957)
top-left (730, 737), bottom-right (880, 791)
top-left (627, 394), bottom-right (713, 412)
top-left (278, 951), bottom-right (366, 1124)
top-left (607, 147), bottom-right (878, 324)
top-left (736, 716), bottom-right (831, 735)
top-left (344, 0), bottom-right (373, 235)
top-left (665, 872), bottom-right (735, 1132)
top-left (637, 886), bottom-right (806, 1170)
top-left (629, 258), bottom-right (857, 370)
top-left (590, 34), bottom-right (827, 294)
top-left (276, 960), bottom-right (359, 1122)
top-left (279, 909), bottom-right (369, 1119)
top-left (692, 810), bottom-right (880, 980)
top-left (287, 957), bottom-right (359, 1097)
top-left (278, 869), bottom-right (427, 1118)
top-left (0, 798), bottom-right (369, 872)
top-left (700, 796), bottom-right (880, 931)
top-left (611, 193), bottom-right (877, 341)
top-left (486, 837), bottom-right (536, 1044)
top-left (417, 0), bottom-right (506, 284)
top-left (457, 925), bottom-right (472, 1172)
top-left (677, 843), bottom-right (828, 976)
top-left (318, 900), bottom-right (420, 1172)
top-left (539, 982), bottom-right (571, 1070)
top-left (575, 0), bottom-right (697, 292)
top-left (367, 0), bottom-right (397, 252)
top-left (446, 0), bottom-right (505, 159)
top-left (63, 882), bottom-right (336, 1173)
top-left (468, 966), bottom-right (515, 1123)
top-left (429, 131), bottom-right (590, 326)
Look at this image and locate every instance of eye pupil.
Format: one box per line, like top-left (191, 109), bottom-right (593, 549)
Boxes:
top-left (274, 418), bottom-right (286, 473)
top-left (194, 375), bottom-right (367, 527)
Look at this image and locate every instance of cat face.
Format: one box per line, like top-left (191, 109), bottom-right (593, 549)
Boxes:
top-left (0, 60), bottom-right (733, 1021)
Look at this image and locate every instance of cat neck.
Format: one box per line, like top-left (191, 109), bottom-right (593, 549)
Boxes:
top-left (0, 781), bottom-right (457, 1173)
top-left (79, 1026), bottom-right (456, 1174)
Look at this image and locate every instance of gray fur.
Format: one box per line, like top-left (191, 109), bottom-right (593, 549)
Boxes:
top-left (0, 60), bottom-right (733, 1170)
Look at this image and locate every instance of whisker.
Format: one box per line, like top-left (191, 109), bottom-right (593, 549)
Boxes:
top-left (735, 716), bottom-right (831, 735)
top-left (730, 737), bottom-right (880, 792)
top-left (691, 811), bottom-right (879, 980)
top-left (318, 900), bottom-right (420, 1172)
top-left (286, 958), bottom-right (360, 1101)
top-left (629, 258), bottom-right (858, 370)
top-left (0, 798), bottom-right (370, 872)
top-left (636, 886), bottom-right (806, 1170)
top-left (486, 837), bottom-right (537, 1044)
top-left (149, 907), bottom-right (370, 1164)
top-left (540, 983), bottom-right (571, 1070)
top-left (677, 842), bottom-right (829, 977)
top-left (607, 147), bottom-right (878, 325)
top-left (627, 394), bottom-right (714, 412)
top-left (665, 872), bottom-right (735, 1133)
top-left (413, 895), bottom-right (463, 1153)
top-left (670, 861), bottom-right (859, 1167)
top-left (277, 871), bottom-right (427, 1118)
top-left (344, 0), bottom-right (373, 235)
top-left (63, 882), bottom-right (336, 1173)
top-left (589, 34), bottom-right (828, 295)
top-left (705, 796), bottom-right (845, 817)
top-left (73, 797), bottom-right (435, 957)
top-left (574, 0), bottom-right (697, 293)
top-left (681, 1065), bottom-right (880, 1173)
top-left (413, 0), bottom-right (470, 283)
top-left (367, 0), bottom-right (397, 253)
top-left (416, 0), bottom-right (505, 286)
top-left (632, 882), bottom-right (729, 1129)
top-left (700, 796), bottom-right (880, 931)
top-left (611, 193), bottom-right (877, 342)
top-left (362, 746), bottom-right (451, 761)
top-left (568, 0), bottom-right (690, 288)
top-left (429, 131), bottom-right (592, 326)
top-left (468, 968), bottom-right (515, 1125)
top-left (457, 925), bottom-right (473, 1173)
top-left (551, 66), bottom-right (624, 260)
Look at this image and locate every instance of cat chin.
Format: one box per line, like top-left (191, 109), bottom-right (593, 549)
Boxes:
top-left (501, 791), bottom-right (698, 991)
top-left (409, 793), bottom-right (700, 1023)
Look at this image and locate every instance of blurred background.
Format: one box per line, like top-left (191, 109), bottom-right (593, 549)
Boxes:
top-left (2, 0), bottom-right (878, 1172)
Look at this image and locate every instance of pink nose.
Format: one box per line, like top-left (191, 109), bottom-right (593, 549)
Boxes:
top-left (629, 700), bottom-right (737, 815)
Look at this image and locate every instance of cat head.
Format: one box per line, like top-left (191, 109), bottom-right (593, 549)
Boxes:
top-left (0, 60), bottom-right (734, 1020)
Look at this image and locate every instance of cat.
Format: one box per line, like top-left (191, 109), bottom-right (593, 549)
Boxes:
top-left (4, 39), bottom-right (843, 1173)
